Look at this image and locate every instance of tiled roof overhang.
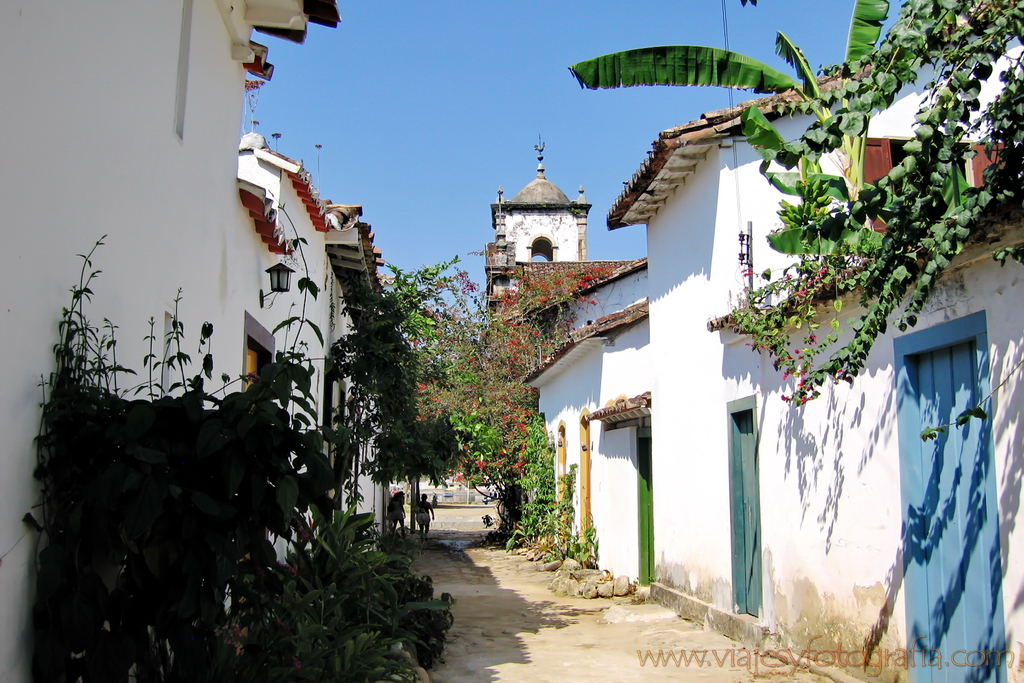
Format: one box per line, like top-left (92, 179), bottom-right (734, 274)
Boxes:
top-left (325, 204), bottom-right (385, 293)
top-left (576, 258), bottom-right (647, 296)
top-left (586, 392), bottom-right (652, 424)
top-left (510, 258), bottom-right (647, 317)
top-left (238, 179), bottom-right (289, 254)
top-left (526, 299), bottom-right (649, 384)
top-left (519, 259), bottom-right (646, 282)
top-left (607, 78), bottom-right (842, 230)
top-left (252, 0), bottom-right (340, 43)
top-left (286, 169), bottom-right (328, 231)
top-left (251, 147), bottom-right (328, 231)
top-left (217, 0), bottom-right (338, 74)
top-left (243, 42), bottom-right (274, 80)
top-left (486, 259), bottom-right (647, 305)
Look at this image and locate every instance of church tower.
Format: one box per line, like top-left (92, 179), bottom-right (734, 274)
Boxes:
top-left (486, 143), bottom-right (591, 299)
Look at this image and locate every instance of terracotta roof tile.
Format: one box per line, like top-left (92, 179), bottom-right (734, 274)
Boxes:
top-left (587, 392), bottom-right (652, 423)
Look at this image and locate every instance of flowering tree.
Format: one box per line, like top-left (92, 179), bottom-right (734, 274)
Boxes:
top-left (404, 263), bottom-right (614, 532)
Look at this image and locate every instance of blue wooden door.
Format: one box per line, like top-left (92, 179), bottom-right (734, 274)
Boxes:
top-left (898, 326), bottom-right (1006, 683)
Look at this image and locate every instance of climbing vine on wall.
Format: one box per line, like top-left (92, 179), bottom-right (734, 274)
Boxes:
top-left (30, 243), bottom-right (336, 682)
top-left (731, 0), bottom-right (1024, 404)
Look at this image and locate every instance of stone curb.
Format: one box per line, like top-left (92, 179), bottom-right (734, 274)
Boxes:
top-left (649, 583), bottom-right (767, 647)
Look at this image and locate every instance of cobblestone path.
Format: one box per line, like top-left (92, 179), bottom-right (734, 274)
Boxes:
top-left (413, 530), bottom-right (831, 683)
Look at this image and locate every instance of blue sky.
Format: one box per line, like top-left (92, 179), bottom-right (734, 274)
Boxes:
top-left (249, 1), bottom-right (889, 279)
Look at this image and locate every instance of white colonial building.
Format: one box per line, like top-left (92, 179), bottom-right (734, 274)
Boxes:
top-left (0, 3), bottom-right (394, 680)
top-left (532, 63), bottom-right (1024, 683)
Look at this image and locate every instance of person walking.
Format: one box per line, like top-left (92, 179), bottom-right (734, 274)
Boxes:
top-left (415, 493), bottom-right (435, 537)
top-left (387, 491), bottom-right (406, 537)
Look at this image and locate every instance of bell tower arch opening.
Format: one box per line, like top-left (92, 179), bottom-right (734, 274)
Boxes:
top-left (529, 236), bottom-right (554, 261)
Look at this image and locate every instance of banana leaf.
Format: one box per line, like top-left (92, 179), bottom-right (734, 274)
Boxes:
top-left (569, 45), bottom-right (800, 94)
top-left (845, 0), bottom-right (889, 63)
top-left (775, 32), bottom-right (821, 98)
top-left (741, 105), bottom-right (787, 150)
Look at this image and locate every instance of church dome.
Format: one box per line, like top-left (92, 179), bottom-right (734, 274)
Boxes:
top-left (511, 165), bottom-right (570, 204)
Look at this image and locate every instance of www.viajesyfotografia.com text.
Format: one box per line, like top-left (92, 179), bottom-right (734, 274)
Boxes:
top-left (637, 637), bottom-right (1021, 677)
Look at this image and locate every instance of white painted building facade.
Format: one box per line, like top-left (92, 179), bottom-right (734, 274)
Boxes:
top-left (591, 74), bottom-right (1024, 683)
top-left (530, 267), bottom-right (652, 582)
top-left (0, 3), bottom-right (395, 680)
top-left (523, 59), bottom-right (1024, 680)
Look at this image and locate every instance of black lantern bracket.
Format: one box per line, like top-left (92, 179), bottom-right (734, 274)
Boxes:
top-left (260, 262), bottom-right (294, 309)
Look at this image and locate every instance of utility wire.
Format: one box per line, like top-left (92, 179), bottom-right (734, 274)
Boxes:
top-left (721, 0), bottom-right (735, 108)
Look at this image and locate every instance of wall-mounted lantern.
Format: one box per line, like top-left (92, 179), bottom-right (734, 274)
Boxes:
top-left (260, 262), bottom-right (294, 308)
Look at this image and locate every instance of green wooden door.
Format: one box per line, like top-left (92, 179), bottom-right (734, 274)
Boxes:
top-left (728, 398), bottom-right (761, 616)
top-left (637, 428), bottom-right (655, 585)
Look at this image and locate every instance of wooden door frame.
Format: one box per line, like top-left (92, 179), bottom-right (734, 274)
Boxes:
top-left (557, 421), bottom-right (567, 485)
top-left (580, 409), bottom-right (591, 530)
top-left (727, 395), bottom-right (762, 617)
top-left (637, 426), bottom-right (654, 585)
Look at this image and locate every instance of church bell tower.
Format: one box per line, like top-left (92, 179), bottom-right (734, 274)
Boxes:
top-left (486, 142), bottom-right (591, 299)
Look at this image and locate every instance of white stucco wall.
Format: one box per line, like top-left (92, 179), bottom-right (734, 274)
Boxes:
top-left (0, 4), bottom-right (368, 680)
top-left (736, 256), bottom-right (1024, 662)
top-left (1, 4), bottom-right (253, 678)
top-left (637, 78), bottom-right (1024, 673)
top-left (534, 319), bottom-right (651, 580)
top-left (591, 426), bottom-right (640, 580)
top-left (569, 267), bottom-right (648, 331)
top-left (506, 209), bottom-right (582, 262)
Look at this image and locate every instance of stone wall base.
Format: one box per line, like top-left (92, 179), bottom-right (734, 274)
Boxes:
top-left (649, 583), bottom-right (768, 647)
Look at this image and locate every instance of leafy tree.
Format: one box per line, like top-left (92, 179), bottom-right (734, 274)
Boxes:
top-left (327, 265), bottom-right (458, 500)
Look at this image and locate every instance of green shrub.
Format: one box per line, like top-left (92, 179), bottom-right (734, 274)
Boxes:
top-left (220, 508), bottom-right (453, 681)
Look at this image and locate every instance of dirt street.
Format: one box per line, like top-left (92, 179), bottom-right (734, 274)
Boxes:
top-left (413, 530), bottom-right (832, 683)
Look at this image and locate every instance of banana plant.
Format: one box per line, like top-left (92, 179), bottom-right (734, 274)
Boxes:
top-left (570, 0), bottom-right (891, 255)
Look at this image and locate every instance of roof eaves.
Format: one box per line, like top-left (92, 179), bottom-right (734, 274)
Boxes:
top-left (253, 147), bottom-right (302, 174)
top-left (526, 337), bottom-right (606, 386)
top-left (250, 0), bottom-right (341, 44)
top-left (569, 299), bottom-right (649, 343)
top-left (608, 77), bottom-right (843, 231)
top-left (586, 391), bottom-right (652, 423)
top-left (575, 258), bottom-right (648, 296)
top-left (238, 178), bottom-right (291, 255)
top-left (526, 299), bottom-right (649, 383)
